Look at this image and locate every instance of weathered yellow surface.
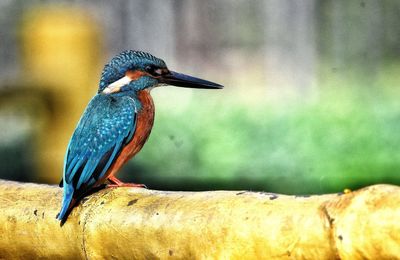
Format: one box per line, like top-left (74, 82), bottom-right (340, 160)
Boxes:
top-left (0, 180), bottom-right (399, 259)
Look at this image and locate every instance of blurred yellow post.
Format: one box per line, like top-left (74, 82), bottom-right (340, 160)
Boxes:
top-left (20, 6), bottom-right (101, 183)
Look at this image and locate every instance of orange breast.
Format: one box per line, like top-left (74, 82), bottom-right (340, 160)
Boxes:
top-left (105, 90), bottom-right (155, 178)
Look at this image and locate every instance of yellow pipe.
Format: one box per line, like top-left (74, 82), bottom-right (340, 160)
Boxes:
top-left (0, 180), bottom-right (399, 259)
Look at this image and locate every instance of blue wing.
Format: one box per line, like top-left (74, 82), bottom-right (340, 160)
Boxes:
top-left (58, 94), bottom-right (138, 222)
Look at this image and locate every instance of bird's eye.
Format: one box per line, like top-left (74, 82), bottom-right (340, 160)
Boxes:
top-left (145, 65), bottom-right (167, 77)
top-left (144, 65), bottom-right (153, 73)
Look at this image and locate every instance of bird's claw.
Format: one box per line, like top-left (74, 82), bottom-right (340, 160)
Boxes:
top-left (106, 176), bottom-right (147, 188)
top-left (106, 183), bottom-right (147, 189)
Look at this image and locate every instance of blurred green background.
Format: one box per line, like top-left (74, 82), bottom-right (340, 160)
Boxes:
top-left (0, 0), bottom-right (399, 194)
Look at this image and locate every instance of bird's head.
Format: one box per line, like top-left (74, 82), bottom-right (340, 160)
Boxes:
top-left (99, 50), bottom-right (223, 95)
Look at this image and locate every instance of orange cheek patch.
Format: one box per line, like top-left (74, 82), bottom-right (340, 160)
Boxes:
top-left (126, 70), bottom-right (149, 80)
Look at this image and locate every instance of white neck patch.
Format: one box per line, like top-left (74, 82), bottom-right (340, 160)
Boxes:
top-left (102, 76), bottom-right (132, 94)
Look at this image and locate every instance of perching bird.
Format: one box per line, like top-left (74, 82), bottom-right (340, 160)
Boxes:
top-left (57, 50), bottom-right (223, 224)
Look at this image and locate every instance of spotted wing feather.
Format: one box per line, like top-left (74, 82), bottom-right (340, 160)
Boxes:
top-left (57, 94), bottom-right (137, 222)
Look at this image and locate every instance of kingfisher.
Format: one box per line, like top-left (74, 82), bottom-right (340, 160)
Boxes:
top-left (57, 50), bottom-right (223, 224)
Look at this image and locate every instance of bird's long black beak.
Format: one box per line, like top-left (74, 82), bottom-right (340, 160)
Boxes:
top-left (160, 71), bottom-right (223, 89)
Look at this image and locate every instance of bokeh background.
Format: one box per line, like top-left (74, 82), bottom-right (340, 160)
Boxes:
top-left (0, 0), bottom-right (399, 194)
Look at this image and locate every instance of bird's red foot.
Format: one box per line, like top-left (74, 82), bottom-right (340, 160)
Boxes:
top-left (107, 183), bottom-right (147, 188)
top-left (107, 176), bottom-right (147, 188)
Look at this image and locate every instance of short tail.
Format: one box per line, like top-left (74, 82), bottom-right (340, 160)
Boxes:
top-left (57, 185), bottom-right (75, 226)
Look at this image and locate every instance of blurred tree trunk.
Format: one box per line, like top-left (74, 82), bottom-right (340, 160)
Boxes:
top-left (124, 0), bottom-right (176, 61)
top-left (263, 0), bottom-right (317, 95)
top-left (173, 0), bottom-right (223, 71)
top-left (319, 0), bottom-right (384, 86)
